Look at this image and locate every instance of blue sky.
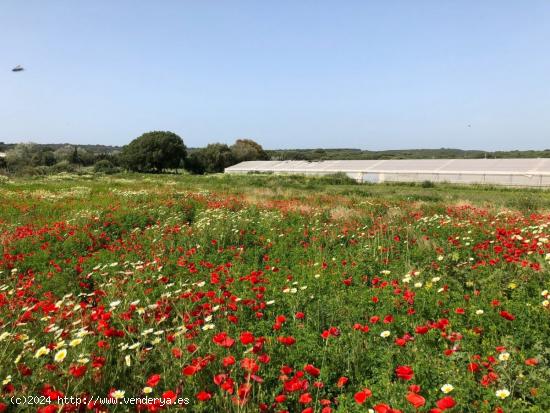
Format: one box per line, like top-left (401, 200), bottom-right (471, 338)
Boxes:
top-left (1, 1), bottom-right (549, 150)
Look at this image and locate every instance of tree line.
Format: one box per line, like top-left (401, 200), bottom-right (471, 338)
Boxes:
top-left (0, 131), bottom-right (269, 175)
top-left (266, 147), bottom-right (550, 160)
top-left (2, 132), bottom-right (549, 176)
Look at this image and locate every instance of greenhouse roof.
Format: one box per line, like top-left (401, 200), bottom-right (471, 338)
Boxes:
top-left (225, 159), bottom-right (550, 176)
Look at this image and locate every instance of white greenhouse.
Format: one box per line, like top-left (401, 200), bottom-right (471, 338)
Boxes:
top-left (224, 159), bottom-right (550, 187)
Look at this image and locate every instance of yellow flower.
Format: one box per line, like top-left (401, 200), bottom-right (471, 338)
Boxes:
top-left (35, 346), bottom-right (50, 358)
top-left (54, 349), bottom-right (67, 363)
top-left (55, 340), bottom-right (66, 349)
top-left (143, 387), bottom-right (153, 394)
top-left (498, 352), bottom-right (510, 361)
top-left (380, 331), bottom-right (391, 338)
top-left (2, 375), bottom-right (11, 385)
top-left (112, 390), bottom-right (125, 399)
top-left (496, 389), bottom-right (510, 399)
top-left (441, 384), bottom-right (454, 393)
top-left (69, 338), bottom-right (83, 347)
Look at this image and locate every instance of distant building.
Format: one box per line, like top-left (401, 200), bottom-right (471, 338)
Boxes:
top-left (225, 159), bottom-right (550, 187)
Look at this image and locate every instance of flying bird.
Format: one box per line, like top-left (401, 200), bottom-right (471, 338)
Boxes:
top-left (12, 65), bottom-right (24, 72)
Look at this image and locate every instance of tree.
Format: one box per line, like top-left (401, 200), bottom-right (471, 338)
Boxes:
top-left (120, 131), bottom-right (187, 172)
top-left (76, 148), bottom-right (96, 166)
top-left (5, 143), bottom-right (37, 171)
top-left (186, 143), bottom-right (235, 174)
top-left (70, 146), bottom-right (79, 164)
top-left (230, 139), bottom-right (269, 163)
top-left (31, 149), bottom-right (56, 166)
top-left (54, 145), bottom-right (76, 163)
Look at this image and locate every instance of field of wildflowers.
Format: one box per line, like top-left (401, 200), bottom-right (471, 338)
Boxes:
top-left (0, 174), bottom-right (548, 412)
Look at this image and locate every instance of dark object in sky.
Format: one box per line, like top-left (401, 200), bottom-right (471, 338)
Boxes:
top-left (12, 65), bottom-right (24, 72)
top-left (467, 124), bottom-right (471, 128)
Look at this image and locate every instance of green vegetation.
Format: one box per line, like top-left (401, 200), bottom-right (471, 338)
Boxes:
top-left (119, 131), bottom-right (187, 173)
top-left (0, 135), bottom-right (271, 176)
top-left (3, 139), bottom-right (548, 179)
top-left (266, 148), bottom-right (550, 160)
top-left (0, 174), bottom-right (548, 412)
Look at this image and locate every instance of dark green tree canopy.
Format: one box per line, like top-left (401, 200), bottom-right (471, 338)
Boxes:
top-left (230, 139), bottom-right (269, 163)
top-left (120, 131), bottom-right (187, 172)
top-left (186, 143), bottom-right (235, 174)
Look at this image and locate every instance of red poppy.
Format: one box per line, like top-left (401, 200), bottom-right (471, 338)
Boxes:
top-left (499, 310), bottom-right (515, 321)
top-left (406, 392), bottom-right (425, 408)
top-left (299, 393), bottom-right (313, 404)
top-left (467, 362), bottom-right (480, 373)
top-left (162, 390), bottom-right (177, 402)
top-left (182, 365), bottom-right (197, 376)
top-left (336, 376), bottom-right (349, 388)
top-left (274, 394), bottom-right (287, 403)
top-left (146, 374), bottom-right (161, 387)
top-left (436, 396), bottom-right (456, 410)
top-left (525, 358), bottom-right (539, 366)
top-left (277, 336), bottom-right (296, 346)
top-left (354, 388), bottom-right (373, 404)
top-left (68, 365), bottom-right (87, 378)
top-left (395, 338), bottom-right (407, 346)
top-left (240, 331), bottom-right (255, 345)
top-left (395, 365), bottom-right (414, 380)
top-left (223, 356), bottom-right (236, 367)
top-left (214, 374), bottom-right (227, 385)
top-left (304, 364), bottom-right (320, 377)
top-left (241, 358), bottom-right (259, 373)
top-left (212, 332), bottom-right (235, 348)
top-left (196, 390), bottom-right (212, 401)
top-left (373, 404), bottom-right (392, 413)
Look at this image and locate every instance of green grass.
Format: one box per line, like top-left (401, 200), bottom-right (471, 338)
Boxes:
top-left (0, 173), bottom-right (548, 412)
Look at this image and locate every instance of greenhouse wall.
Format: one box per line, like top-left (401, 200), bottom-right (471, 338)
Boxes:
top-left (225, 159), bottom-right (550, 187)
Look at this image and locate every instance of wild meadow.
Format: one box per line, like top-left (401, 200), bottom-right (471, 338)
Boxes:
top-left (0, 173), bottom-right (548, 412)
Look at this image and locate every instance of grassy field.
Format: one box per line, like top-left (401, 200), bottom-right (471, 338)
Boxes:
top-left (0, 173), bottom-right (549, 412)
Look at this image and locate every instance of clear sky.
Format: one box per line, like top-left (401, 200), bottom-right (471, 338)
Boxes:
top-left (1, 1), bottom-right (549, 150)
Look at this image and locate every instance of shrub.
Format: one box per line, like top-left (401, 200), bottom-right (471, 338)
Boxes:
top-left (318, 172), bottom-right (358, 185)
top-left (51, 160), bottom-right (77, 173)
top-left (93, 159), bottom-right (118, 174)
